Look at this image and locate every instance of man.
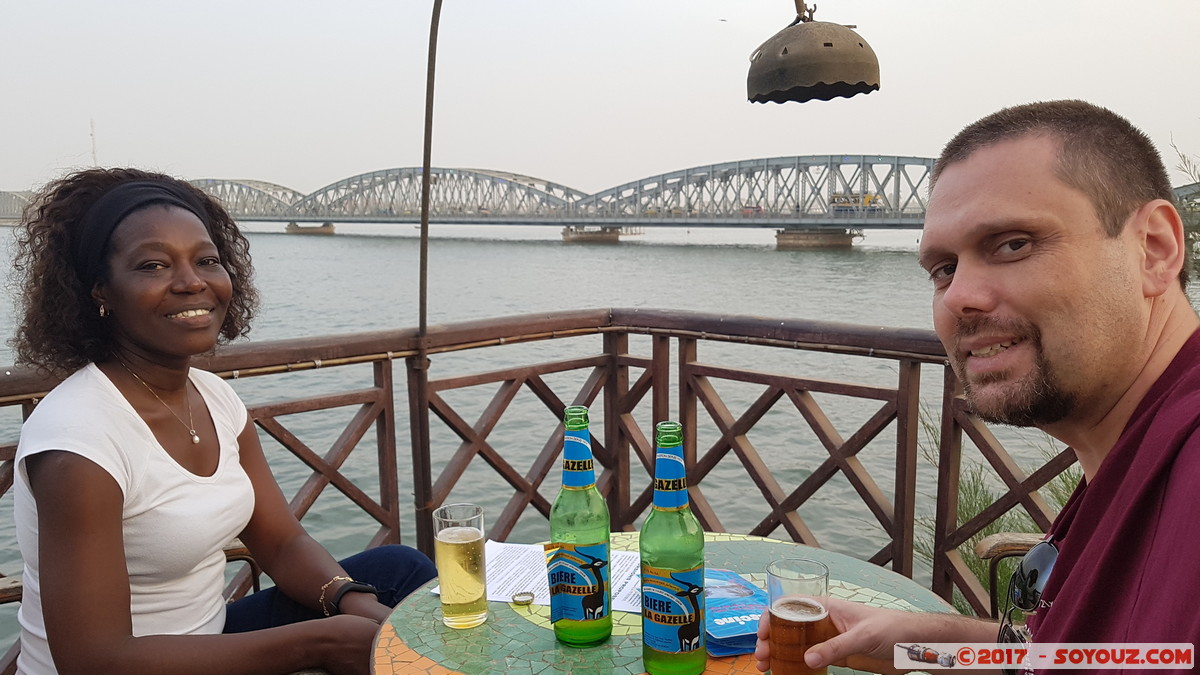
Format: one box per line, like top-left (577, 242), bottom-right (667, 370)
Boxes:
top-left (756, 99), bottom-right (1200, 673)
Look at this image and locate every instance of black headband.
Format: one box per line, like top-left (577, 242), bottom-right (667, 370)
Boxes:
top-left (74, 180), bottom-right (209, 289)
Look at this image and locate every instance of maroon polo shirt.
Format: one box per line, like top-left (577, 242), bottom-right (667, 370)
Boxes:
top-left (1026, 328), bottom-right (1200, 665)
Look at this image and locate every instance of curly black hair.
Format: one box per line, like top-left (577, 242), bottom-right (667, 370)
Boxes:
top-left (10, 167), bottom-right (259, 375)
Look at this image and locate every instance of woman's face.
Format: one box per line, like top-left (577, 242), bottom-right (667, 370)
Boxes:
top-left (93, 204), bottom-right (233, 364)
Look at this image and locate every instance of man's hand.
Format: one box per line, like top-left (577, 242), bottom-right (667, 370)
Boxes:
top-left (755, 597), bottom-right (998, 674)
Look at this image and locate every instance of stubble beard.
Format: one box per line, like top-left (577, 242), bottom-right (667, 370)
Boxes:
top-left (954, 321), bottom-right (1077, 428)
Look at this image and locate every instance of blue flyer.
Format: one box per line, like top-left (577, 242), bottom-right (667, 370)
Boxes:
top-left (704, 568), bottom-right (768, 657)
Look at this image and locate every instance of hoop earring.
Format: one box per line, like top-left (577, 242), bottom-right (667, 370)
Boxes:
top-left (99, 305), bottom-right (108, 318)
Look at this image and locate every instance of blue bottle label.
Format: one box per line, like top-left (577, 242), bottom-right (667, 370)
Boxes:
top-left (652, 447), bottom-right (688, 510)
top-left (562, 429), bottom-right (596, 488)
top-left (547, 541), bottom-right (610, 623)
top-left (641, 563), bottom-right (705, 653)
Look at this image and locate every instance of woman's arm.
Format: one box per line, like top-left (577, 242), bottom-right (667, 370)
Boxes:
top-left (234, 420), bottom-right (390, 622)
top-left (27, 450), bottom-right (379, 675)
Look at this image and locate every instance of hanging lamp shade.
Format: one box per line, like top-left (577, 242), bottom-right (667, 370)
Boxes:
top-left (748, 3), bottom-right (879, 104)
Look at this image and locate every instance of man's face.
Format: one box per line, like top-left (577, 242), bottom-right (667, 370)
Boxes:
top-left (918, 135), bottom-right (1147, 427)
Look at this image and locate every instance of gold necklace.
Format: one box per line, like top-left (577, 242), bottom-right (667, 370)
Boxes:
top-left (116, 359), bottom-right (200, 444)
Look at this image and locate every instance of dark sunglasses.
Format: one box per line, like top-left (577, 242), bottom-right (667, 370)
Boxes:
top-left (1009, 539), bottom-right (1058, 611)
top-left (998, 540), bottom-right (1059, 674)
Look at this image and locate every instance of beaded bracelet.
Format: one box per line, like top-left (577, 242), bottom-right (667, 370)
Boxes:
top-left (319, 575), bottom-right (352, 616)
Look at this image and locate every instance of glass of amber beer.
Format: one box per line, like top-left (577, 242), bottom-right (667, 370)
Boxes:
top-left (433, 503), bottom-right (488, 628)
top-left (767, 558), bottom-right (837, 675)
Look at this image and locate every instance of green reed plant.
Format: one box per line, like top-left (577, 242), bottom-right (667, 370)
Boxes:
top-left (914, 406), bottom-right (1080, 615)
top-left (1171, 141), bottom-right (1200, 283)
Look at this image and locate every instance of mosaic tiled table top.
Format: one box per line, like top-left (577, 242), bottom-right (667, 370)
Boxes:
top-left (374, 533), bottom-right (954, 674)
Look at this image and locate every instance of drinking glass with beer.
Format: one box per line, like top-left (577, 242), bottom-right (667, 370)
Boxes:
top-left (433, 503), bottom-right (488, 628)
top-left (766, 558), bottom-right (837, 675)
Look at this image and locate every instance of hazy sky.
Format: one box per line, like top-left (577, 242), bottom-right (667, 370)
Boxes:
top-left (3, 1), bottom-right (1199, 196)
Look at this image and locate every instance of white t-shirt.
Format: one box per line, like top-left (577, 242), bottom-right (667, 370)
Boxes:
top-left (13, 364), bottom-right (256, 674)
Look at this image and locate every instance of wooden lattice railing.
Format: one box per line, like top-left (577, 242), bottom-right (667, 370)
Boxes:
top-left (0, 308), bottom-right (1076, 616)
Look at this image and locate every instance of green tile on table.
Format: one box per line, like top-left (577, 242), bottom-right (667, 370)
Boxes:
top-left (380, 533), bottom-right (952, 674)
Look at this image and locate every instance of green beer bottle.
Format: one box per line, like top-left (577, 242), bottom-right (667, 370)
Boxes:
top-left (640, 420), bottom-right (706, 675)
top-left (548, 406), bottom-right (613, 646)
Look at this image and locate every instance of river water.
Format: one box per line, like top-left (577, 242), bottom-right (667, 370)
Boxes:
top-left (0, 223), bottom-right (1039, 641)
top-left (207, 223), bottom-right (949, 554)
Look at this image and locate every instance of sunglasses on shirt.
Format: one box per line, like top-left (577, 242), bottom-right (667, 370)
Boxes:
top-left (998, 539), bottom-right (1059, 675)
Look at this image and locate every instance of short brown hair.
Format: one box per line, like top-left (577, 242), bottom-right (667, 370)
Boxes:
top-left (10, 168), bottom-right (259, 375)
top-left (931, 100), bottom-right (1184, 285)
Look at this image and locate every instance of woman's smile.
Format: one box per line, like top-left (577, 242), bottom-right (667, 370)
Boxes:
top-left (97, 204), bottom-right (233, 361)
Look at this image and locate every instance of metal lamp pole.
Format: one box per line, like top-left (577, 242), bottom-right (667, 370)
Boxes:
top-left (408, 0), bottom-right (443, 555)
top-left (406, 0), bottom-right (875, 554)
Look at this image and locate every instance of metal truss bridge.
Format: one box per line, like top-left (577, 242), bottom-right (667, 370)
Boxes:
top-left (198, 156), bottom-right (937, 230)
top-left (4, 156), bottom-right (1200, 233)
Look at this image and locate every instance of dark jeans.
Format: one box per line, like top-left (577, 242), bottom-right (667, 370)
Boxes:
top-left (223, 544), bottom-right (436, 633)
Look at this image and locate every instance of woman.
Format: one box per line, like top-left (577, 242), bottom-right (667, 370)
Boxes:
top-left (9, 168), bottom-right (436, 674)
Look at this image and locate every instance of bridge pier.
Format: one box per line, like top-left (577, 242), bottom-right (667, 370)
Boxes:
top-left (775, 228), bottom-right (861, 250)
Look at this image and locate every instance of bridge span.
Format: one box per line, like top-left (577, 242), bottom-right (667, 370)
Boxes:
top-left (193, 156), bottom-right (937, 238)
top-left (194, 155), bottom-right (938, 246)
top-left (4, 156), bottom-right (1199, 246)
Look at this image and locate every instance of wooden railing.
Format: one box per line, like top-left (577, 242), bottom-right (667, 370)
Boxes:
top-left (0, 308), bottom-right (1076, 616)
